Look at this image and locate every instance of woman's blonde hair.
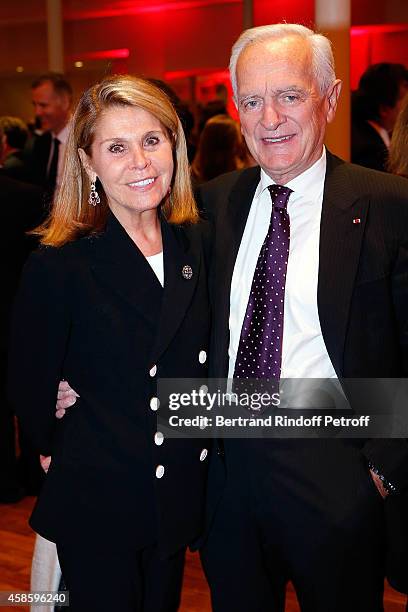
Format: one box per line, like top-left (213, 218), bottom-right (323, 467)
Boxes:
top-left (36, 74), bottom-right (198, 246)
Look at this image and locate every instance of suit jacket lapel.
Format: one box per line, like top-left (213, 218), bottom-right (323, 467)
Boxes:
top-left (225, 167), bottom-right (261, 275)
top-left (149, 218), bottom-right (200, 365)
top-left (318, 152), bottom-right (370, 376)
top-left (214, 167), bottom-right (260, 376)
top-left (89, 212), bottom-right (163, 322)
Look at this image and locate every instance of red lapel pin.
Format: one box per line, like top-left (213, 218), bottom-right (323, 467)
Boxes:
top-left (352, 218), bottom-right (361, 224)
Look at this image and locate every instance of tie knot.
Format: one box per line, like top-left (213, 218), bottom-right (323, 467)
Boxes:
top-left (268, 184), bottom-right (293, 209)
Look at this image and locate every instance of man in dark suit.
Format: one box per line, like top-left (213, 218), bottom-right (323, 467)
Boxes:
top-left (26, 73), bottom-right (72, 203)
top-left (0, 175), bottom-right (44, 502)
top-left (351, 63), bottom-right (408, 172)
top-left (197, 24), bottom-right (408, 612)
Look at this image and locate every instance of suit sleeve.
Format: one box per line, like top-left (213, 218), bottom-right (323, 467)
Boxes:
top-left (362, 237), bottom-right (408, 491)
top-left (8, 248), bottom-right (72, 456)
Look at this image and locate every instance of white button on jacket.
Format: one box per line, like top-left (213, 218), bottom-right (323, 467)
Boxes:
top-left (150, 397), bottom-right (159, 411)
top-left (156, 465), bottom-right (165, 478)
top-left (199, 350), bottom-right (207, 364)
top-left (154, 432), bottom-right (164, 446)
top-left (200, 449), bottom-right (208, 461)
top-left (149, 365), bottom-right (157, 377)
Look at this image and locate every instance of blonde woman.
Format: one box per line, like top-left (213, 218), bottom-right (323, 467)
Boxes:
top-left (9, 75), bottom-right (210, 612)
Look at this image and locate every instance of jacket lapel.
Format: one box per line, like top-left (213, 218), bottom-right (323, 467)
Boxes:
top-left (213, 167), bottom-right (260, 377)
top-left (318, 152), bottom-right (370, 376)
top-left (89, 212), bottom-right (163, 322)
top-left (149, 218), bottom-right (200, 364)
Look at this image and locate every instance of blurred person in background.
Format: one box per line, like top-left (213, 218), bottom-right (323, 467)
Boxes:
top-left (215, 83), bottom-right (228, 108)
top-left (27, 73), bottom-right (73, 202)
top-left (191, 114), bottom-right (251, 184)
top-left (147, 78), bottom-right (196, 162)
top-left (0, 116), bottom-right (29, 181)
top-left (387, 93), bottom-right (408, 178)
top-left (197, 99), bottom-right (228, 134)
top-left (351, 63), bottom-right (408, 172)
top-left (0, 174), bottom-right (43, 504)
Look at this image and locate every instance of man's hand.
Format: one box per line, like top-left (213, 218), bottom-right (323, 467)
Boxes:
top-left (369, 469), bottom-right (389, 499)
top-left (56, 380), bottom-right (79, 419)
top-left (40, 455), bottom-right (51, 473)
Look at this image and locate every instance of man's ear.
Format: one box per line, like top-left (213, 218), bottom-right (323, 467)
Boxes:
top-left (326, 79), bottom-right (342, 124)
top-left (78, 148), bottom-right (96, 182)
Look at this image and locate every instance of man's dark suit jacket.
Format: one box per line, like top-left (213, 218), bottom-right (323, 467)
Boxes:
top-left (8, 213), bottom-right (211, 557)
top-left (25, 131), bottom-right (52, 187)
top-left (351, 120), bottom-right (389, 172)
top-left (197, 152), bottom-right (408, 593)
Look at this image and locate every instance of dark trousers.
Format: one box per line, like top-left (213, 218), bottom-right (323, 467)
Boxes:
top-left (56, 540), bottom-right (185, 612)
top-left (201, 439), bottom-right (385, 612)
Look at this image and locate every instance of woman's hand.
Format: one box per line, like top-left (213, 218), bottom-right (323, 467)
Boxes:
top-left (369, 469), bottom-right (389, 499)
top-left (56, 380), bottom-right (80, 419)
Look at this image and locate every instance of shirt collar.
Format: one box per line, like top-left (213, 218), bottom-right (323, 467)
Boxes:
top-left (259, 147), bottom-right (326, 203)
top-left (51, 121), bottom-right (70, 144)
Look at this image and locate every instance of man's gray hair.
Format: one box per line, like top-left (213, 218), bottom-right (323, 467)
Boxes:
top-left (229, 23), bottom-right (336, 100)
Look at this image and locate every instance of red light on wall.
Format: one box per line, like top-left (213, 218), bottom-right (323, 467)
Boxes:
top-left (350, 25), bottom-right (408, 90)
top-left (165, 68), bottom-right (229, 80)
top-left (352, 24), bottom-right (408, 36)
top-left (71, 49), bottom-right (130, 61)
top-left (66, 0), bottom-right (240, 21)
top-left (254, 0), bottom-right (314, 26)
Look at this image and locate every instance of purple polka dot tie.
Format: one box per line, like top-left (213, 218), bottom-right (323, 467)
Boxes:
top-left (234, 184), bottom-right (292, 379)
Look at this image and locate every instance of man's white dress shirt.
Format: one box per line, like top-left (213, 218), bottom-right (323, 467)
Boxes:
top-left (228, 147), bottom-right (337, 380)
top-left (47, 123), bottom-right (70, 192)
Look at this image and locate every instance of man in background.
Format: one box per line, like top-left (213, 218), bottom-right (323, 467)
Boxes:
top-left (351, 62), bottom-right (408, 171)
top-left (27, 73), bottom-right (72, 202)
